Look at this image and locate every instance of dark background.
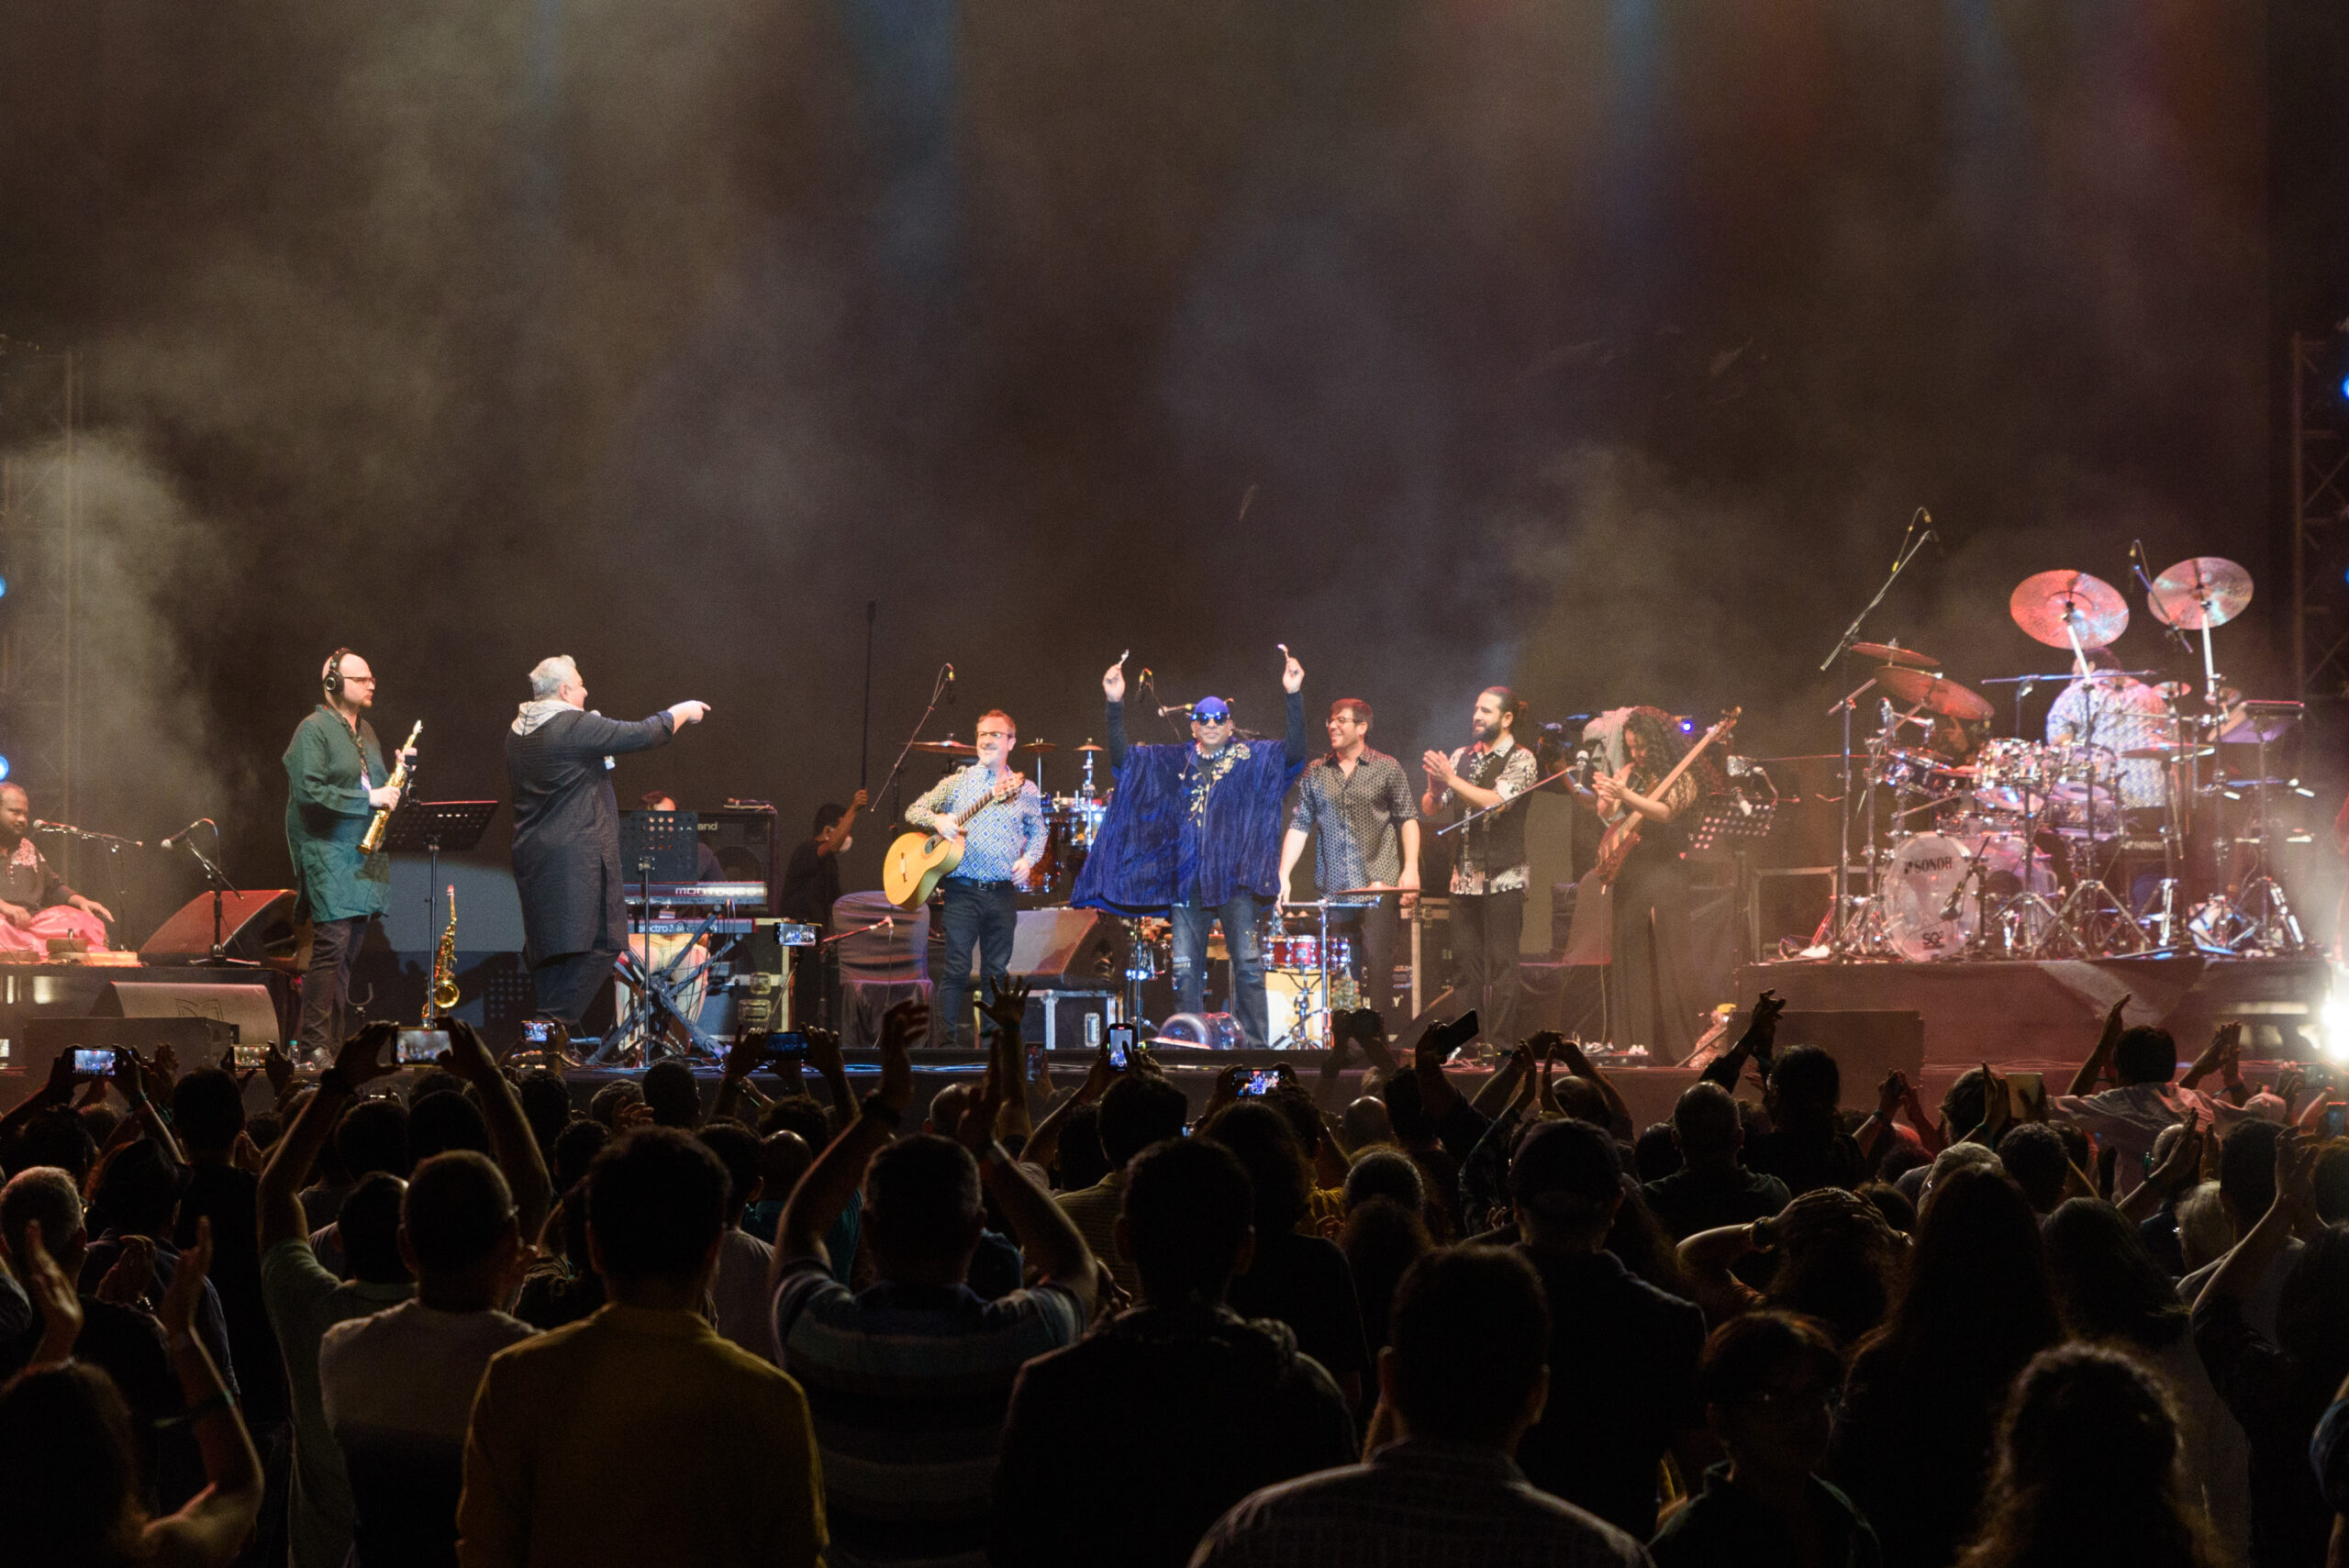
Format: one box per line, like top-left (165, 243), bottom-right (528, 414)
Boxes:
top-left (4, 0), bottom-right (2347, 948)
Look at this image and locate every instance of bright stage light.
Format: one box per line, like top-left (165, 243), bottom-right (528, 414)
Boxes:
top-left (0, 575), bottom-right (11, 599)
top-left (2321, 982), bottom-right (2349, 1063)
top-left (0, 757), bottom-right (13, 782)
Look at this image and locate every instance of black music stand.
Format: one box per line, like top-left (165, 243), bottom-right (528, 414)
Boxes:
top-left (597, 811), bottom-right (717, 1068)
top-left (382, 801), bottom-right (501, 946)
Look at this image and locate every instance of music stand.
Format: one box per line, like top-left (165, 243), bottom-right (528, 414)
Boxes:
top-left (596, 811), bottom-right (715, 1068)
top-left (382, 801), bottom-right (502, 949)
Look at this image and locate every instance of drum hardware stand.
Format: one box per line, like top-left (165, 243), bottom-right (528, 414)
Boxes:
top-left (2044, 756), bottom-right (2147, 956)
top-left (1269, 898), bottom-right (1341, 1050)
top-left (1116, 917), bottom-right (1161, 1038)
top-left (1817, 514), bottom-right (1937, 960)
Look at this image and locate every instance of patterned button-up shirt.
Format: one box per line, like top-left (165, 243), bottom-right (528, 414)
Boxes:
top-left (906, 763), bottom-right (1049, 884)
top-left (1289, 748), bottom-right (1417, 899)
top-left (2046, 674), bottom-right (2170, 809)
top-left (1437, 738), bottom-right (1540, 895)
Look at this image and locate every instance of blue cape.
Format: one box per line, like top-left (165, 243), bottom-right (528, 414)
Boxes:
top-left (1073, 740), bottom-right (1305, 914)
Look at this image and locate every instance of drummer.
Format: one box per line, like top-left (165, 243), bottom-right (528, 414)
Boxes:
top-left (2044, 648), bottom-right (2168, 816)
top-left (1278, 696), bottom-right (1420, 1030)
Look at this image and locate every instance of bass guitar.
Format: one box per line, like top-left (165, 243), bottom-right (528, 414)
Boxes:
top-left (1594, 708), bottom-right (1740, 887)
top-left (882, 771), bottom-right (1030, 910)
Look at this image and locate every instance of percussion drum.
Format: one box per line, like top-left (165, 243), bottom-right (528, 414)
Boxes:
top-left (1883, 831), bottom-right (2055, 961)
top-left (1973, 739), bottom-right (2051, 813)
top-left (1154, 1011), bottom-right (1245, 1051)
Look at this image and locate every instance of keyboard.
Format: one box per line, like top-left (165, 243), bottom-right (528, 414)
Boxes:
top-left (624, 882), bottom-right (769, 907)
top-left (634, 918), bottom-right (818, 946)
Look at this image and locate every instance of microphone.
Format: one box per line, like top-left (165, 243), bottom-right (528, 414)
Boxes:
top-left (942, 664), bottom-right (955, 704)
top-left (1157, 702), bottom-right (1195, 718)
top-left (161, 818), bottom-right (210, 851)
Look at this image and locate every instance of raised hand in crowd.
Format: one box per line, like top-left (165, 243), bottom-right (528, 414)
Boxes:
top-left (18, 1218), bottom-right (83, 1371)
top-left (2182, 1021), bottom-right (2250, 1106)
top-left (95, 1232), bottom-right (160, 1308)
top-left (2066, 993), bottom-right (2132, 1095)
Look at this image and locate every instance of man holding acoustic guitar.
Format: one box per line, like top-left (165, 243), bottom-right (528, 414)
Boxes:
top-left (902, 709), bottom-right (1048, 1048)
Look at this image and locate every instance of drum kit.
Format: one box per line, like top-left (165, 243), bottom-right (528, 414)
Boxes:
top-left (1816, 555), bottom-right (2313, 962)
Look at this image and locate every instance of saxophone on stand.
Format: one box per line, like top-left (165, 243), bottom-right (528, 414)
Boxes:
top-left (424, 884), bottom-right (459, 1026)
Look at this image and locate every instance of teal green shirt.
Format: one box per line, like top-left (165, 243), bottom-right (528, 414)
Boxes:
top-left (283, 706), bottom-right (391, 923)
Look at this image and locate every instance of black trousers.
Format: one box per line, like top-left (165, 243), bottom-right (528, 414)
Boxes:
top-left (299, 916), bottom-right (368, 1053)
top-left (934, 879), bottom-right (1019, 1048)
top-left (1330, 896), bottom-right (1403, 1028)
top-left (1607, 851), bottom-right (1700, 1057)
top-left (533, 945), bottom-right (620, 1030)
top-left (1448, 889), bottom-right (1524, 1046)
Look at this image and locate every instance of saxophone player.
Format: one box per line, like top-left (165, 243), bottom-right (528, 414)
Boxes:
top-left (284, 649), bottom-right (410, 1056)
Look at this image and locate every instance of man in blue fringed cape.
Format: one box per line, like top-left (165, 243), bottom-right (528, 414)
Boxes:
top-left (1073, 649), bottom-right (1309, 1048)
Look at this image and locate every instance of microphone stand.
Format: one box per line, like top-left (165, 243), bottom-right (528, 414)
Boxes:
top-left (1815, 517), bottom-right (1935, 958)
top-left (874, 664), bottom-right (955, 828)
top-left (172, 824), bottom-right (260, 967)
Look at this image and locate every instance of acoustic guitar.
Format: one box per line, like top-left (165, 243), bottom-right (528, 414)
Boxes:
top-left (1593, 708), bottom-right (1740, 887)
top-left (882, 771), bottom-right (1030, 909)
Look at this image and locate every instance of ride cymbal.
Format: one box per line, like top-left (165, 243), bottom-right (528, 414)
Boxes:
top-left (2149, 557), bottom-right (2253, 631)
top-left (1877, 664), bottom-right (1995, 722)
top-left (911, 740), bottom-right (977, 755)
top-left (1852, 641), bottom-right (1939, 670)
top-left (2010, 570), bottom-right (2129, 650)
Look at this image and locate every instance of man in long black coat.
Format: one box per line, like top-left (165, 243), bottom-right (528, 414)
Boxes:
top-left (507, 654), bottom-right (709, 1027)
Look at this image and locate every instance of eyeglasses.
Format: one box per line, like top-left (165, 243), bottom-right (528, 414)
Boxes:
top-left (977, 730), bottom-right (1016, 742)
top-left (1195, 712), bottom-right (1231, 725)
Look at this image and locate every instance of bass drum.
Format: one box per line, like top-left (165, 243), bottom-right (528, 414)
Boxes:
top-left (1886, 831), bottom-right (2058, 961)
top-left (1884, 833), bottom-right (1976, 961)
top-left (1153, 1011), bottom-right (1244, 1051)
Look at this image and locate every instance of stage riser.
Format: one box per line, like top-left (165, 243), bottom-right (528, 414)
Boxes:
top-left (1731, 956), bottom-right (2331, 1068)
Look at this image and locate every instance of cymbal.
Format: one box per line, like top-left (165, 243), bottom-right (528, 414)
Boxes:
top-left (1075, 742), bottom-right (1106, 753)
top-left (911, 740), bottom-right (976, 755)
top-left (2009, 570), bottom-right (2129, 650)
top-left (1876, 664), bottom-right (1994, 722)
top-left (2121, 742), bottom-right (2215, 761)
top-left (2149, 557), bottom-right (2252, 631)
top-left (1019, 740), bottom-right (1058, 753)
top-left (1853, 641), bottom-right (1939, 670)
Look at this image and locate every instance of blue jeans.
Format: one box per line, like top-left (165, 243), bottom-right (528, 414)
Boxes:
top-left (934, 878), bottom-right (1019, 1048)
top-left (1172, 891), bottom-right (1266, 1048)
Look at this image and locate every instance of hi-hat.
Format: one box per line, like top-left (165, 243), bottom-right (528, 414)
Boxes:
top-left (2149, 557), bottom-right (2252, 631)
top-left (1853, 641), bottom-right (1940, 670)
top-left (912, 740), bottom-right (976, 755)
top-left (2010, 571), bottom-right (2129, 651)
top-left (1877, 664), bottom-right (1994, 722)
top-left (2121, 742), bottom-right (2215, 761)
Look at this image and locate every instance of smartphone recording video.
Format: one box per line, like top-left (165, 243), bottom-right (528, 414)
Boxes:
top-left (520, 1019), bottom-right (554, 1045)
top-left (1106, 1023), bottom-right (1137, 1071)
top-left (395, 1028), bottom-right (445, 1064)
top-left (71, 1047), bottom-right (116, 1078)
top-left (231, 1044), bottom-right (269, 1071)
top-left (1240, 1070), bottom-right (1274, 1097)
top-left (761, 1031), bottom-right (808, 1067)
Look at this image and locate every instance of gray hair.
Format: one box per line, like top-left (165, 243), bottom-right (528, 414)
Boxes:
top-left (528, 656), bottom-right (580, 699)
top-left (0, 1165), bottom-right (84, 1262)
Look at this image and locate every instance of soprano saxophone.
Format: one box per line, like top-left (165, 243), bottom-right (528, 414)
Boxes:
top-left (359, 720), bottom-right (422, 854)
top-left (425, 884), bottom-right (459, 1024)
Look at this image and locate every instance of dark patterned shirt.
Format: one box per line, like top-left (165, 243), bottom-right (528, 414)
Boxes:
top-left (1437, 740), bottom-right (1540, 895)
top-left (1289, 748), bottom-right (1417, 898)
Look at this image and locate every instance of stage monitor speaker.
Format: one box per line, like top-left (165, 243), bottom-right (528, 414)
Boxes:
top-left (30, 1015), bottom-right (239, 1058)
top-left (990, 907), bottom-right (1122, 987)
top-left (98, 980), bottom-right (284, 1045)
top-left (139, 890), bottom-right (300, 967)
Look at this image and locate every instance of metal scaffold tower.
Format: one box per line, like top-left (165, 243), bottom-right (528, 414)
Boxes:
top-left (2292, 330), bottom-right (2349, 704)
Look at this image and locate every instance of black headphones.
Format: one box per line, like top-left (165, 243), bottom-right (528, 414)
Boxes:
top-left (323, 648), bottom-right (355, 696)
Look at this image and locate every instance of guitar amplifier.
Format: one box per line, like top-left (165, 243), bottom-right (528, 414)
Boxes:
top-left (1019, 990), bottom-right (1114, 1053)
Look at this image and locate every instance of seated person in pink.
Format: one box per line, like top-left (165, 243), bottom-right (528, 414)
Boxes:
top-left (0, 783), bottom-right (112, 951)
